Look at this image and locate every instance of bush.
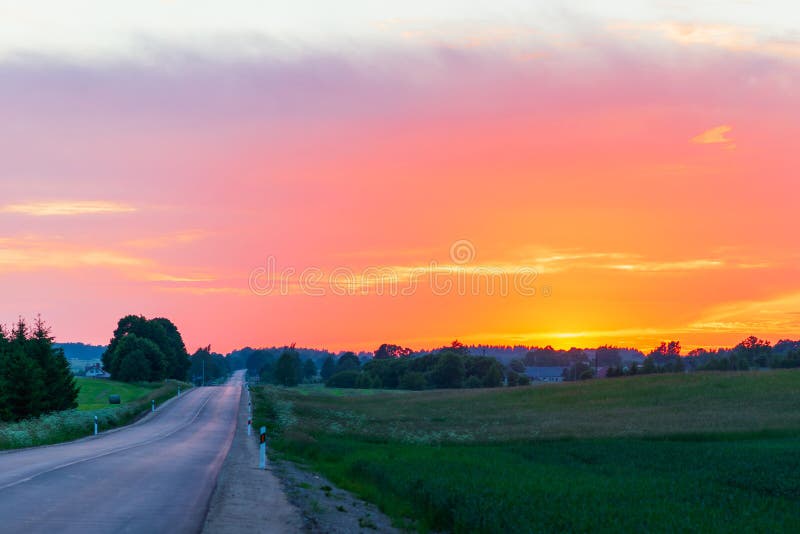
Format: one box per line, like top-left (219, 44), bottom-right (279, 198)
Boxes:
top-left (326, 370), bottom-right (361, 388)
top-left (398, 371), bottom-right (427, 390)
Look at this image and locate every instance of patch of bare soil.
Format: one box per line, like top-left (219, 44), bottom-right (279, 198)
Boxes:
top-left (271, 458), bottom-right (401, 534)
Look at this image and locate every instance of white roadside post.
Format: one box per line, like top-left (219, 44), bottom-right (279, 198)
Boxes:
top-left (94, 415), bottom-right (98, 436)
top-left (178, 386), bottom-right (181, 397)
top-left (259, 426), bottom-right (267, 469)
top-left (151, 399), bottom-right (155, 413)
top-left (247, 417), bottom-right (252, 436)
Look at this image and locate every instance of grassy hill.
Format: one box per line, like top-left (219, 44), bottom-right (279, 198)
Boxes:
top-left (76, 378), bottom-right (164, 411)
top-left (254, 370), bottom-right (800, 532)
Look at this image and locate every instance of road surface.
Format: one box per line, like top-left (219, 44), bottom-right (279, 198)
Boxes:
top-left (0, 371), bottom-right (244, 533)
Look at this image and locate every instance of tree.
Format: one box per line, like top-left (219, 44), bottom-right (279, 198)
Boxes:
top-left (320, 356), bottom-right (336, 380)
top-left (28, 316), bottom-right (78, 411)
top-left (431, 352), bottom-right (465, 388)
top-left (0, 344), bottom-right (45, 421)
top-left (441, 340), bottom-right (470, 356)
top-left (595, 346), bottom-right (622, 367)
top-left (102, 315), bottom-right (189, 382)
top-left (117, 349), bottom-right (152, 382)
top-left (509, 359), bottom-right (525, 373)
top-left (326, 370), bottom-right (360, 388)
top-left (246, 349), bottom-right (274, 377)
top-left (398, 371), bottom-right (427, 390)
top-left (112, 335), bottom-right (166, 382)
top-left (149, 318), bottom-right (190, 380)
top-left (733, 336), bottom-right (772, 367)
top-left (336, 352), bottom-right (361, 373)
top-left (302, 359), bottom-right (317, 382)
top-left (275, 348), bottom-right (302, 387)
top-left (374, 344), bottom-right (413, 360)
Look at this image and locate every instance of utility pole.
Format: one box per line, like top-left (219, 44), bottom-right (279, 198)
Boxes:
top-left (202, 359), bottom-right (205, 387)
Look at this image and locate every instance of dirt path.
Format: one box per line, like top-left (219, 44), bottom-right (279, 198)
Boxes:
top-left (203, 386), bottom-right (303, 534)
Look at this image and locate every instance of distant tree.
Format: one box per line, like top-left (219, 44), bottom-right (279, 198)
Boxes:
top-left (374, 344), bottom-right (413, 360)
top-left (733, 336), bottom-right (772, 367)
top-left (188, 346), bottom-right (229, 384)
top-left (398, 371), bottom-right (427, 390)
top-left (336, 352), bottom-right (361, 373)
top-left (326, 370), bottom-right (360, 388)
top-left (441, 340), bottom-right (470, 356)
top-left (302, 359), bottom-right (317, 381)
top-left (524, 346), bottom-right (562, 366)
top-left (465, 375), bottom-right (483, 388)
top-left (246, 349), bottom-right (274, 377)
top-left (275, 348), bottom-right (302, 387)
top-left (509, 359), bottom-right (525, 373)
top-left (431, 352), bottom-right (465, 388)
top-left (595, 346), bottom-right (622, 367)
top-left (565, 361), bottom-right (593, 381)
top-left (320, 356), bottom-right (336, 380)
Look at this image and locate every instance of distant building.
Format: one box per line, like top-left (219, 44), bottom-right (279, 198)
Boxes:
top-left (84, 363), bottom-right (110, 378)
top-left (524, 367), bottom-right (566, 383)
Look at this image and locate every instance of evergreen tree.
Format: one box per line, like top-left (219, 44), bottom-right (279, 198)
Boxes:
top-left (1, 343), bottom-right (45, 421)
top-left (28, 316), bottom-right (78, 411)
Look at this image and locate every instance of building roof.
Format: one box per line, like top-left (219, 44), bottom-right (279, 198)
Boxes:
top-left (524, 366), bottom-right (567, 379)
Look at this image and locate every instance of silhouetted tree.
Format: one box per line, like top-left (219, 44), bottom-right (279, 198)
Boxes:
top-left (336, 352), bottom-right (361, 373)
top-left (374, 343), bottom-right (413, 359)
top-left (275, 347), bottom-right (302, 386)
top-left (320, 356), bottom-right (336, 380)
top-left (302, 359), bottom-right (317, 381)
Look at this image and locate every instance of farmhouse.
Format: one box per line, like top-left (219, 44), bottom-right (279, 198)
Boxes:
top-left (524, 366), bottom-right (566, 383)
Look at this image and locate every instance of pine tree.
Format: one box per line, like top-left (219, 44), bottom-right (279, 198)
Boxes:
top-left (1, 343), bottom-right (45, 421)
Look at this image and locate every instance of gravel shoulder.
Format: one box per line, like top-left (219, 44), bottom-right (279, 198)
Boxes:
top-left (204, 385), bottom-right (399, 533)
top-left (203, 386), bottom-right (304, 534)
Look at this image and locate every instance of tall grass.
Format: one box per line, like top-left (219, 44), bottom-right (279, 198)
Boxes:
top-left (0, 380), bottom-right (188, 450)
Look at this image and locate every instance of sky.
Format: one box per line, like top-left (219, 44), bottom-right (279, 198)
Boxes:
top-left (1, 1), bottom-right (799, 353)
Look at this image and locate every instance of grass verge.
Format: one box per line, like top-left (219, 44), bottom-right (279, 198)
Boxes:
top-left (0, 379), bottom-right (190, 450)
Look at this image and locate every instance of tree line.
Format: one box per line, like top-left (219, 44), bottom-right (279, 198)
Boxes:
top-left (0, 317), bottom-right (79, 422)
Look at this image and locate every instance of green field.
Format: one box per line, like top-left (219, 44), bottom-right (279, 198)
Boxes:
top-left (254, 370), bottom-right (800, 532)
top-left (76, 377), bottom-right (163, 410)
top-left (0, 379), bottom-right (188, 450)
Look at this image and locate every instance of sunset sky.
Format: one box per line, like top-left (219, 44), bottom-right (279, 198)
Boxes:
top-left (1, 1), bottom-right (799, 353)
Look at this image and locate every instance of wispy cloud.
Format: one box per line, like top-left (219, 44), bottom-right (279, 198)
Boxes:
top-left (609, 22), bottom-right (800, 59)
top-left (609, 259), bottom-right (724, 272)
top-left (691, 125), bottom-right (735, 149)
top-left (1, 201), bottom-right (136, 216)
top-left (124, 230), bottom-right (211, 249)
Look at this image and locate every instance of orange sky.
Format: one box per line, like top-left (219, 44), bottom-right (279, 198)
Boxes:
top-left (1, 10), bottom-right (799, 353)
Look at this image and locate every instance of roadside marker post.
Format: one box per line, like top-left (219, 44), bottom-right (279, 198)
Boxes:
top-left (247, 418), bottom-right (252, 436)
top-left (152, 399), bottom-right (155, 413)
top-left (178, 386), bottom-right (181, 397)
top-left (94, 415), bottom-right (98, 436)
top-left (259, 426), bottom-right (267, 469)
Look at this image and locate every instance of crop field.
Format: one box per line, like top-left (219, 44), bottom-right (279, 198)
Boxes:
top-left (254, 370), bottom-right (800, 532)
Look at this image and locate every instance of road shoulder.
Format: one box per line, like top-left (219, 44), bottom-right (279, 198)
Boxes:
top-left (203, 385), bottom-right (304, 534)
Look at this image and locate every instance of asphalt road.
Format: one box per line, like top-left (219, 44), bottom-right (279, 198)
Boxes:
top-left (0, 370), bottom-right (244, 534)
